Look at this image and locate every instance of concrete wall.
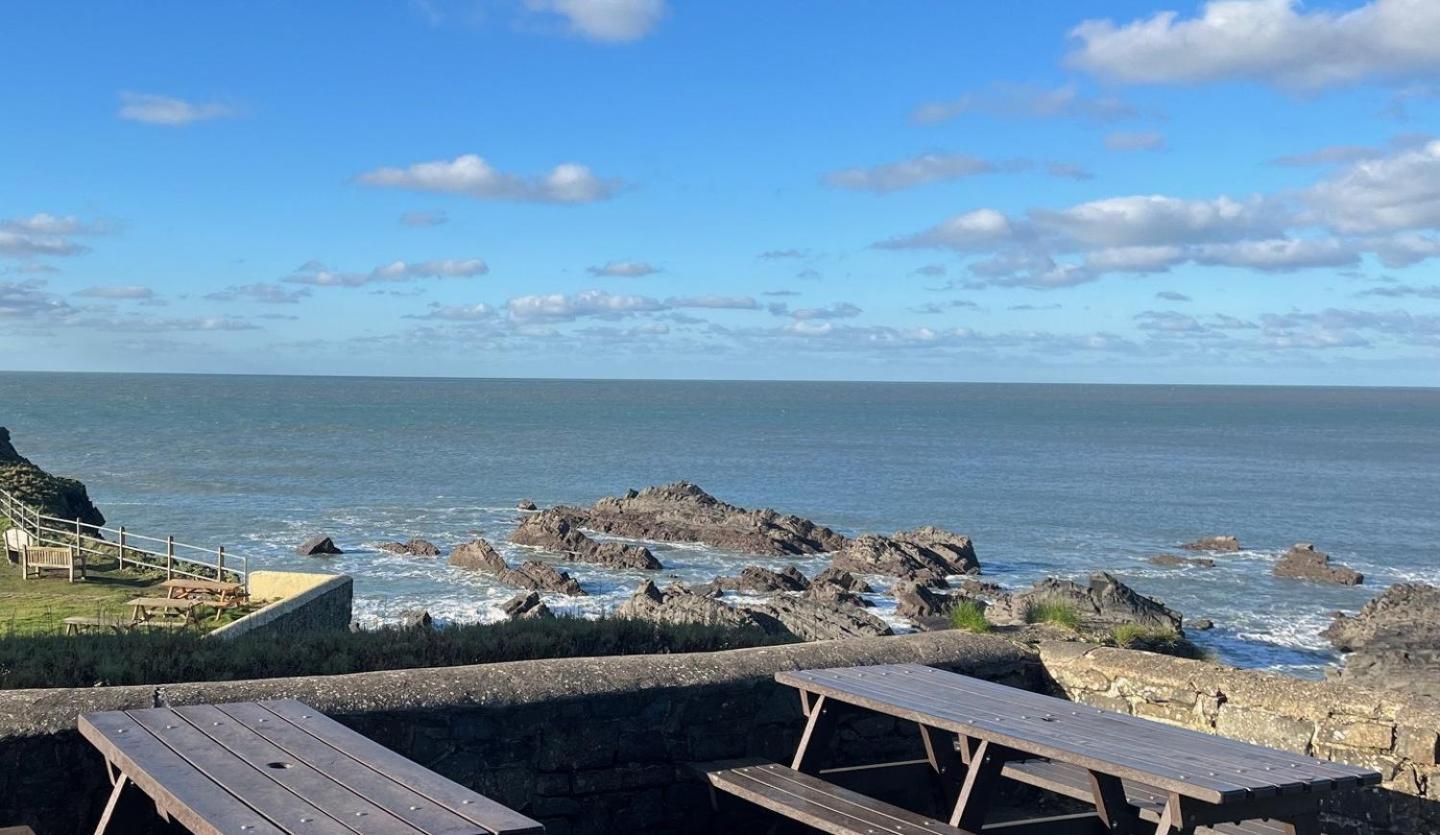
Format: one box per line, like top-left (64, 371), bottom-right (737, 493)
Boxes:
top-left (1041, 642), bottom-right (1440, 835)
top-left (0, 631), bottom-right (1035, 835)
top-left (207, 570), bottom-right (352, 641)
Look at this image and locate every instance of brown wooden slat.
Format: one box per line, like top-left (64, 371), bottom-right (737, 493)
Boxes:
top-left (259, 701), bottom-right (544, 835)
top-left (215, 702), bottom-right (488, 835)
top-left (78, 711), bottom-right (291, 835)
top-left (167, 705), bottom-right (429, 835)
top-left (708, 762), bottom-right (964, 835)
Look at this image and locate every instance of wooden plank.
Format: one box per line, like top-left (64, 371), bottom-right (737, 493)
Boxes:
top-left (166, 704), bottom-right (429, 835)
top-left (790, 693), bottom-right (841, 774)
top-left (215, 702), bottom-right (490, 835)
top-left (260, 701), bottom-right (544, 835)
top-left (708, 762), bottom-right (964, 835)
top-left (78, 711), bottom-right (289, 835)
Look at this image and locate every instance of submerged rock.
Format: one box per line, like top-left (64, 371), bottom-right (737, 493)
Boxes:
top-left (556, 482), bottom-right (846, 556)
top-left (378, 538), bottom-right (441, 557)
top-left (1149, 554), bottom-right (1215, 568)
top-left (829, 526), bottom-right (980, 583)
top-left (511, 511), bottom-right (662, 570)
top-left (1180, 535), bottom-right (1240, 552)
top-left (501, 591), bottom-right (554, 620)
top-left (296, 535), bottom-right (343, 556)
top-left (1323, 584), bottom-right (1440, 699)
top-left (1273, 543), bottom-right (1363, 585)
top-left (0, 427), bottom-right (105, 527)
top-left (986, 572), bottom-right (1182, 633)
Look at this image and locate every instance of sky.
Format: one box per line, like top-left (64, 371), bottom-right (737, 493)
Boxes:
top-left (3, 0), bottom-right (1440, 385)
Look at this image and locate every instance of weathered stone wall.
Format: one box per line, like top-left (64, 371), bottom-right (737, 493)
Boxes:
top-left (0, 631), bottom-right (1036, 835)
top-left (207, 570), bottom-right (353, 641)
top-left (1041, 642), bottom-right (1440, 835)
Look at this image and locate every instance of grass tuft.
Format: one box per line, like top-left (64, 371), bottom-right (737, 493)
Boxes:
top-left (1024, 600), bottom-right (1082, 630)
top-left (1110, 623), bottom-right (1207, 659)
top-left (948, 600), bottom-right (992, 633)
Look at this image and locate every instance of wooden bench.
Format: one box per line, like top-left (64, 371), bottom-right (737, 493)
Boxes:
top-left (64, 616), bottom-right (133, 635)
top-left (126, 597), bottom-right (201, 626)
top-left (0, 826), bottom-right (38, 835)
top-left (709, 762), bottom-right (967, 835)
top-left (3, 527), bottom-right (32, 564)
top-left (20, 545), bottom-right (84, 582)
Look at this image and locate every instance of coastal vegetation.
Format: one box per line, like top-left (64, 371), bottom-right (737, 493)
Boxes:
top-left (948, 600), bottom-right (991, 633)
top-left (0, 616), bottom-right (796, 689)
top-left (1023, 600), bottom-right (1082, 630)
top-left (1109, 624), bottom-right (1206, 660)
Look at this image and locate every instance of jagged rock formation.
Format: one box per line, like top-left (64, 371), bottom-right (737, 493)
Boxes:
top-left (986, 572), bottom-right (1183, 632)
top-left (617, 580), bottom-right (775, 631)
top-left (0, 427), bottom-right (105, 527)
top-left (547, 482), bottom-right (846, 556)
top-left (448, 538), bottom-right (585, 595)
top-left (502, 591), bottom-right (554, 620)
top-left (517, 499), bottom-right (538, 511)
top-left (448, 539), bottom-right (508, 573)
top-left (743, 595), bottom-right (893, 641)
top-left (1323, 584), bottom-right (1440, 698)
top-left (804, 568), bottom-right (872, 607)
top-left (297, 535), bottom-right (342, 556)
top-left (707, 565), bottom-right (810, 594)
top-left (1180, 535), bottom-right (1240, 552)
top-left (511, 512), bottom-right (661, 569)
top-left (893, 581), bottom-right (960, 621)
top-left (378, 538), bottom-right (441, 557)
top-left (829, 526), bottom-right (980, 583)
top-left (1149, 554), bottom-right (1215, 568)
top-left (397, 609), bottom-right (433, 630)
top-left (1273, 543), bottom-right (1363, 586)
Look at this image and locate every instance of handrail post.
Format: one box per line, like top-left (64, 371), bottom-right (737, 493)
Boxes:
top-left (217, 546), bottom-right (225, 581)
top-left (75, 517), bottom-right (82, 550)
top-left (118, 526), bottom-right (127, 571)
top-left (166, 536), bottom-right (174, 580)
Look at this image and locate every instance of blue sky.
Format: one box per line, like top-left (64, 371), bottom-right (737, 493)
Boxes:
top-left (3, 0), bottom-right (1440, 385)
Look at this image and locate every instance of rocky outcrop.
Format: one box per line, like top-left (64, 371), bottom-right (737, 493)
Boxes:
top-left (1149, 554), bottom-right (1215, 568)
top-left (296, 535), bottom-right (342, 556)
top-left (501, 591), bottom-right (554, 621)
top-left (829, 526), bottom-right (980, 583)
top-left (556, 482), bottom-right (846, 556)
top-left (0, 427), bottom-right (105, 527)
top-left (893, 581), bottom-right (959, 621)
top-left (1180, 535), bottom-right (1240, 552)
top-left (378, 538), bottom-right (441, 557)
top-left (511, 511), bottom-right (661, 570)
top-left (517, 499), bottom-right (538, 511)
top-left (1323, 584), bottom-right (1440, 699)
top-left (986, 572), bottom-right (1182, 632)
top-left (448, 539), bottom-right (508, 573)
top-left (1273, 543), bottom-right (1363, 585)
top-left (742, 596), bottom-right (893, 641)
top-left (617, 581), bottom-right (775, 631)
top-left (396, 609), bottom-right (433, 630)
top-left (499, 561), bottom-right (585, 596)
top-left (708, 565), bottom-right (810, 594)
top-left (804, 568), bottom-right (872, 607)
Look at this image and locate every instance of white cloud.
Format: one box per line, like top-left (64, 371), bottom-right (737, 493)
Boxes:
top-left (1193, 237), bottom-right (1358, 271)
top-left (507, 289), bottom-right (667, 322)
top-left (1304, 139), bottom-right (1440, 232)
top-left (912, 82), bottom-right (1140, 125)
top-left (1104, 131), bottom-right (1166, 152)
top-left (117, 92), bottom-right (233, 125)
top-left (74, 285), bottom-right (155, 300)
top-left (1156, 290), bottom-right (1192, 302)
top-left (400, 210), bottom-right (448, 227)
top-left (284, 258), bottom-right (489, 287)
top-left (789, 302), bottom-right (862, 321)
top-left (407, 303), bottom-right (500, 321)
top-left (1033, 195), bottom-right (1285, 247)
top-left (757, 249), bottom-right (808, 260)
top-left (357, 154), bottom-right (623, 204)
top-left (824, 153), bottom-right (1001, 193)
top-left (877, 209), bottom-right (1018, 251)
top-left (1068, 0), bottom-right (1440, 89)
top-left (1046, 162), bottom-right (1095, 181)
top-left (0, 213), bottom-right (108, 259)
top-left (205, 283), bottom-right (313, 304)
top-left (667, 295), bottom-right (759, 310)
top-left (526, 0), bottom-right (667, 42)
top-left (588, 260), bottom-right (660, 277)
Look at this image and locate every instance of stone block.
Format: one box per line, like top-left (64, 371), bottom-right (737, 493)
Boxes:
top-left (1318, 719), bottom-right (1394, 751)
top-left (1395, 725), bottom-right (1440, 766)
top-left (1214, 705), bottom-right (1314, 753)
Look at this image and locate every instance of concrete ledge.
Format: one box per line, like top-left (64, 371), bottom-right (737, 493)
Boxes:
top-left (208, 570), bottom-right (352, 642)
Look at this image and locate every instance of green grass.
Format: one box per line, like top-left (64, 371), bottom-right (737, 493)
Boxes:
top-left (1023, 600), bottom-right (1082, 630)
top-left (948, 600), bottom-right (992, 633)
top-left (0, 616), bottom-right (798, 689)
top-left (1110, 624), bottom-right (1207, 659)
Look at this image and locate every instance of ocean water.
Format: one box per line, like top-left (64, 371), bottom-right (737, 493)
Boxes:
top-left (3, 372), bottom-right (1438, 676)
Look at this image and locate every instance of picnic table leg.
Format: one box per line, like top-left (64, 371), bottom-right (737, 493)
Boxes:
top-left (1151, 796), bottom-right (1196, 835)
top-left (789, 693), bottom-right (842, 774)
top-left (918, 724), bottom-right (965, 810)
top-left (93, 773), bottom-right (134, 835)
top-left (1089, 771), bottom-right (1143, 834)
top-left (947, 738), bottom-right (1015, 832)
top-left (1280, 813), bottom-right (1320, 835)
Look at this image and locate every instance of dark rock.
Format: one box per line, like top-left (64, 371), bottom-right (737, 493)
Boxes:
top-left (1191, 619), bottom-right (1214, 630)
top-left (741, 595), bottom-right (892, 641)
top-left (448, 538), bottom-right (508, 573)
top-left (616, 580), bottom-right (777, 631)
top-left (958, 578), bottom-right (1004, 596)
top-left (499, 561), bottom-right (586, 596)
top-left (1149, 554), bottom-right (1215, 568)
top-left (296, 535), bottom-right (343, 556)
top-left (0, 427), bottom-right (105, 527)
top-left (501, 591), bottom-right (554, 620)
top-left (1180, 535), bottom-right (1240, 552)
top-left (378, 538), bottom-right (441, 557)
top-left (555, 482), bottom-right (846, 556)
top-left (1323, 584), bottom-right (1440, 699)
top-left (893, 581), bottom-right (961, 621)
top-left (517, 500), bottom-right (538, 511)
top-left (397, 609), bottom-right (433, 630)
top-left (803, 583), bottom-right (871, 608)
top-left (829, 526), bottom-right (980, 582)
top-left (511, 511), bottom-right (662, 570)
top-left (811, 567), bottom-right (873, 594)
top-left (710, 565), bottom-right (810, 594)
top-left (986, 572), bottom-right (1183, 632)
top-left (1273, 543), bottom-right (1363, 585)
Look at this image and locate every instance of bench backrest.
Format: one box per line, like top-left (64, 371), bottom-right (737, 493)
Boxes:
top-left (4, 527), bottom-right (33, 552)
top-left (22, 546), bottom-right (78, 567)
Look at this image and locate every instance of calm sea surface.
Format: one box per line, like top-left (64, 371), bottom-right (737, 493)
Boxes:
top-left (4, 372), bottom-right (1438, 675)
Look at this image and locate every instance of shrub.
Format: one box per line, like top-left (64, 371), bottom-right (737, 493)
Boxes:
top-left (1110, 623), bottom-right (1206, 659)
top-left (1023, 600), bottom-right (1081, 630)
top-left (948, 600), bottom-right (991, 633)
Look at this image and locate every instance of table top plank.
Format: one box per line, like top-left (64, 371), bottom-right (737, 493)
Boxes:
top-left (778, 665), bottom-right (1380, 805)
top-left (77, 711), bottom-right (295, 835)
top-left (167, 704), bottom-right (428, 835)
top-left (127, 597), bottom-right (202, 609)
top-left (260, 700), bottom-right (545, 835)
top-left (215, 701), bottom-right (491, 835)
top-left (163, 579), bottom-right (246, 592)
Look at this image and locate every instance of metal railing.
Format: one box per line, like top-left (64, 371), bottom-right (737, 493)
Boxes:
top-left (0, 485), bottom-right (249, 587)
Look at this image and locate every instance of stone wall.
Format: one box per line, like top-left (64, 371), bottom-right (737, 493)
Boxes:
top-left (1041, 642), bottom-right (1440, 835)
top-left (0, 630), bottom-right (1036, 835)
top-left (207, 570), bottom-right (353, 641)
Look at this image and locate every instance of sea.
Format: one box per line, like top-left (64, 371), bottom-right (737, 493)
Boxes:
top-left (4, 372), bottom-right (1438, 677)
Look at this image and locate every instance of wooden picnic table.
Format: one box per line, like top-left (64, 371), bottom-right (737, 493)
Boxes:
top-left (707, 663), bottom-right (1382, 835)
top-left (162, 578), bottom-right (249, 622)
top-left (126, 596), bottom-right (201, 627)
top-left (79, 699), bottom-right (544, 835)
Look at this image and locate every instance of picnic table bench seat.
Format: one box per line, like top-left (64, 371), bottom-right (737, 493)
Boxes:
top-left (63, 616), bottom-right (132, 635)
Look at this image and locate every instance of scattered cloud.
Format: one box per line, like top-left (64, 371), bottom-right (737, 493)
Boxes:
top-left (1104, 131), bottom-right (1166, 152)
top-left (525, 0), bottom-right (667, 42)
top-left (1304, 139), bottom-right (1440, 233)
top-left (912, 264), bottom-right (948, 277)
top-left (757, 249), bottom-right (808, 260)
top-left (74, 285), bottom-right (155, 301)
top-left (911, 300), bottom-right (980, 314)
top-left (587, 259), bottom-right (660, 277)
top-left (400, 210), bottom-right (448, 227)
top-left (283, 258), bottom-right (489, 287)
top-left (0, 213), bottom-right (109, 260)
top-left (504, 289), bottom-right (757, 323)
top-left (913, 82), bottom-right (1141, 125)
top-left (1068, 0), bottom-right (1440, 90)
top-left (205, 283), bottom-right (313, 304)
top-left (357, 154), bottom-right (623, 204)
top-left (117, 91), bottom-right (233, 125)
top-left (1357, 282), bottom-right (1440, 298)
top-left (1155, 290), bottom-right (1192, 302)
top-left (824, 153), bottom-right (1009, 193)
top-left (762, 289), bottom-right (800, 297)
top-left (1046, 162), bottom-right (1095, 181)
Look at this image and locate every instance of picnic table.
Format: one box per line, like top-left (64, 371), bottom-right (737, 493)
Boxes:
top-left (127, 596), bottom-right (201, 627)
top-left (79, 699), bottom-right (544, 835)
top-left (162, 578), bottom-right (249, 621)
top-left (706, 663), bottom-right (1382, 835)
